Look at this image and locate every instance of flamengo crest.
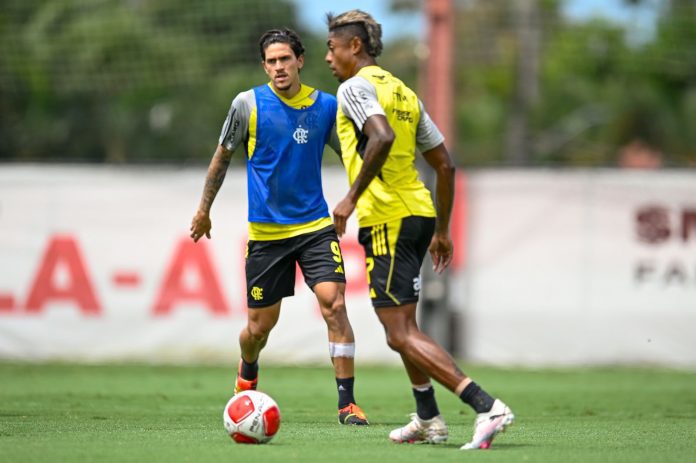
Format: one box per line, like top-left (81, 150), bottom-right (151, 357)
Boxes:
top-left (293, 126), bottom-right (308, 144)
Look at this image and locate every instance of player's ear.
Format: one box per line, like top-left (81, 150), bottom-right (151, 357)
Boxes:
top-left (350, 35), bottom-right (362, 55)
top-left (297, 54), bottom-right (305, 70)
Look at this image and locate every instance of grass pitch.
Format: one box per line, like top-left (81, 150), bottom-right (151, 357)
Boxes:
top-left (1, 362), bottom-right (694, 463)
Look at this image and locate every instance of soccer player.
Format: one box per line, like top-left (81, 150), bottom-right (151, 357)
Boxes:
top-left (190, 28), bottom-right (368, 426)
top-left (324, 10), bottom-right (514, 448)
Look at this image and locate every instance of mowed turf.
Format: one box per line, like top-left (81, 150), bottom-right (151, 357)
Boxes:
top-left (0, 362), bottom-right (694, 463)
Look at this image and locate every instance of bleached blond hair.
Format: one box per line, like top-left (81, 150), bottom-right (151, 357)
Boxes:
top-left (326, 9), bottom-right (383, 57)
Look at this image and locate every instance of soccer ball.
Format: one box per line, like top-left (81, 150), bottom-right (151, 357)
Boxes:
top-left (223, 390), bottom-right (281, 444)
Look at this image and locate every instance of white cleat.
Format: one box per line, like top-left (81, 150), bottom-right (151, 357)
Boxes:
top-left (389, 413), bottom-right (448, 444)
top-left (460, 399), bottom-right (514, 450)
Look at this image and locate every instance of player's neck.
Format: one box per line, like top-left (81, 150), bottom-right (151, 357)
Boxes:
top-left (271, 80), bottom-right (302, 100)
top-left (351, 57), bottom-right (378, 78)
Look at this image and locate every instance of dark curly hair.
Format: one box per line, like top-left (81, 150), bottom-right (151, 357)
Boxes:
top-left (258, 28), bottom-right (305, 61)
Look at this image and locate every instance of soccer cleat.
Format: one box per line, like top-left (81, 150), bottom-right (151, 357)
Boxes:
top-left (389, 413), bottom-right (448, 444)
top-left (234, 376), bottom-right (258, 395)
top-left (338, 403), bottom-right (369, 425)
top-left (460, 399), bottom-right (514, 450)
top-left (233, 360), bottom-right (258, 395)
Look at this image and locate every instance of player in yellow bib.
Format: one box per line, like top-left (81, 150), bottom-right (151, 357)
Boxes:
top-left (325, 10), bottom-right (514, 449)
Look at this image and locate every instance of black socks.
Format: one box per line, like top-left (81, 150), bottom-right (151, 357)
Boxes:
top-left (239, 358), bottom-right (258, 380)
top-left (336, 377), bottom-right (356, 409)
top-left (413, 385), bottom-right (440, 420)
top-left (459, 381), bottom-right (495, 414)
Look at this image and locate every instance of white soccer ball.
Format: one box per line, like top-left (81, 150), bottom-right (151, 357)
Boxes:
top-left (223, 390), bottom-right (281, 444)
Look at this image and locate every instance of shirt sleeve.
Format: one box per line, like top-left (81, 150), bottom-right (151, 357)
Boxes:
top-left (218, 90), bottom-right (253, 152)
top-left (327, 123), bottom-right (342, 155)
top-left (415, 99), bottom-right (445, 152)
top-left (336, 76), bottom-right (385, 131)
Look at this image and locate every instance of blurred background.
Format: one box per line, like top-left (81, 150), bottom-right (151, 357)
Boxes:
top-left (2, 0), bottom-right (694, 166)
top-left (0, 0), bottom-right (695, 368)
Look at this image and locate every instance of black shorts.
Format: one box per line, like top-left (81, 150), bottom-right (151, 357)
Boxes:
top-left (245, 225), bottom-right (346, 308)
top-left (358, 216), bottom-right (436, 308)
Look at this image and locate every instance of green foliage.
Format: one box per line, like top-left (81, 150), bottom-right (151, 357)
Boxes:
top-left (450, 0), bottom-right (695, 167)
top-left (0, 0), bottom-right (301, 163)
top-left (0, 0), bottom-right (694, 166)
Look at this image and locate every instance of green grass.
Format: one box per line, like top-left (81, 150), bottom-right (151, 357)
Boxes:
top-left (0, 362), bottom-right (695, 462)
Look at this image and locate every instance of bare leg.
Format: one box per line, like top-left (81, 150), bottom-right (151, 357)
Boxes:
top-left (239, 301), bottom-right (282, 363)
top-left (401, 354), bottom-right (431, 386)
top-left (313, 281), bottom-right (354, 378)
top-left (376, 302), bottom-right (470, 392)
top-left (379, 303), bottom-right (512, 449)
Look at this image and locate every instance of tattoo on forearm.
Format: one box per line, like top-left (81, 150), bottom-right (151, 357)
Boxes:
top-left (200, 155), bottom-right (231, 212)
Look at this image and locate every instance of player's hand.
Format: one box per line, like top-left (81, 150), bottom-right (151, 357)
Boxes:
top-left (332, 196), bottom-right (356, 237)
top-left (190, 210), bottom-right (212, 242)
top-left (429, 232), bottom-right (453, 274)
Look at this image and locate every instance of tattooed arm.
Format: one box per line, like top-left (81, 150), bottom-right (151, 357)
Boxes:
top-left (190, 144), bottom-right (233, 242)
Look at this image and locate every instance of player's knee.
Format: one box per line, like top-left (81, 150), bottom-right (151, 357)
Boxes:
top-left (246, 321), bottom-right (273, 342)
top-left (320, 299), bottom-right (347, 324)
top-left (385, 330), bottom-right (408, 353)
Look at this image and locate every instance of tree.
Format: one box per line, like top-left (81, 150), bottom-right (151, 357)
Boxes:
top-left (0, 0), bottom-right (303, 163)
